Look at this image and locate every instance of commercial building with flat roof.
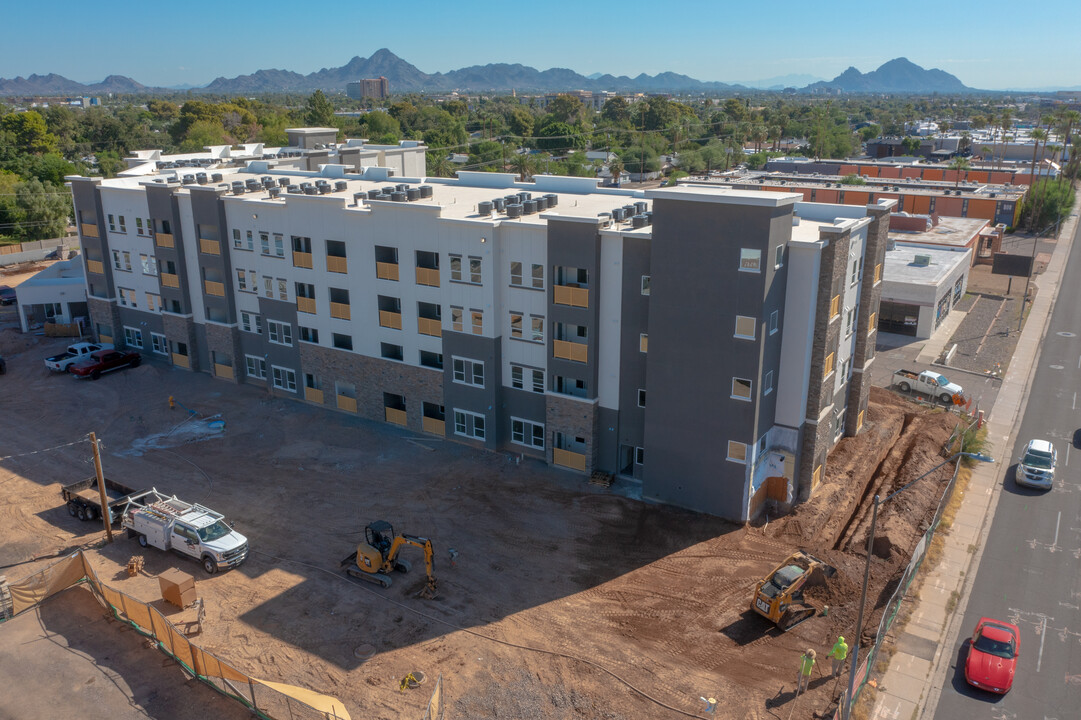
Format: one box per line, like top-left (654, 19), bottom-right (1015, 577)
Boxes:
top-left (346, 77), bottom-right (389, 101)
top-left (67, 149), bottom-right (891, 523)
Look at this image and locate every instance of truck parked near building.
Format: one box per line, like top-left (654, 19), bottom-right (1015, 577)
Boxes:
top-left (60, 476), bottom-right (168, 523)
top-left (121, 497), bottom-right (248, 574)
top-left (892, 369), bottom-right (964, 403)
top-left (44, 342), bottom-right (112, 372)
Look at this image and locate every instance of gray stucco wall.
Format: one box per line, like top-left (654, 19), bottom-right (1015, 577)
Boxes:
top-left (546, 219), bottom-right (601, 397)
top-left (442, 330), bottom-right (501, 450)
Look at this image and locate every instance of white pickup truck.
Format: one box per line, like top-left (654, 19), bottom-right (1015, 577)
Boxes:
top-left (122, 495), bottom-right (248, 574)
top-left (45, 342), bottom-right (113, 372)
top-left (893, 369), bottom-right (964, 403)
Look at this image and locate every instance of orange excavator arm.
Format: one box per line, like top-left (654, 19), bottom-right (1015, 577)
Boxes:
top-left (388, 534), bottom-right (438, 598)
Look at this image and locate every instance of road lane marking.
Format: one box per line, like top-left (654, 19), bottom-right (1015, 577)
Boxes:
top-left (1038, 616), bottom-right (1047, 672)
top-left (1068, 445), bottom-right (1071, 467)
top-left (1055, 511), bottom-right (1062, 546)
top-left (1074, 391), bottom-right (1078, 410)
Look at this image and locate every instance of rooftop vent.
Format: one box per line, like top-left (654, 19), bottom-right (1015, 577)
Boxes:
top-left (913, 254), bottom-right (932, 267)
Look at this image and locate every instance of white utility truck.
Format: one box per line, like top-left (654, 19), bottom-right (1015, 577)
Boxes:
top-left (892, 369), bottom-right (964, 403)
top-left (122, 495), bottom-right (248, 574)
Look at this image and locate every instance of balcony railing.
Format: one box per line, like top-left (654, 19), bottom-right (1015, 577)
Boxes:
top-left (81, 223), bottom-right (99, 238)
top-left (161, 273), bottom-right (180, 288)
top-left (337, 395), bottom-right (357, 413)
top-left (553, 448), bottom-right (587, 472)
top-left (379, 310), bottom-right (402, 329)
top-left (155, 233), bottom-right (174, 248)
top-left (204, 280), bottom-right (225, 297)
top-left (172, 353), bottom-right (190, 369)
top-left (293, 251), bottom-right (313, 269)
top-left (330, 302), bottom-right (351, 320)
top-left (327, 256), bottom-right (348, 274)
top-left (199, 238), bottom-right (220, 255)
top-left (304, 387), bottom-right (324, 404)
top-left (422, 417), bottom-right (445, 436)
top-left (553, 339), bottom-right (588, 363)
top-left (296, 297), bottom-right (316, 314)
top-left (553, 284), bottom-right (589, 308)
top-left (385, 407), bottom-right (407, 426)
top-left (214, 363), bottom-right (234, 380)
top-left (415, 267), bottom-right (439, 287)
top-left (86, 259), bottom-right (104, 275)
top-left (376, 262), bottom-right (399, 281)
top-left (417, 317), bottom-right (441, 337)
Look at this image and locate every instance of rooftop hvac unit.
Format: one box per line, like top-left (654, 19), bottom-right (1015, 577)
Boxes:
top-left (390, 191), bottom-right (406, 202)
top-left (493, 197), bottom-right (506, 212)
top-left (504, 195), bottom-right (519, 206)
top-left (261, 176), bottom-right (273, 184)
top-left (545, 193), bottom-right (558, 207)
top-left (368, 189), bottom-right (382, 199)
top-left (354, 192), bottom-right (366, 205)
top-left (183, 174), bottom-right (196, 184)
top-left (196, 173), bottom-right (208, 184)
top-left (304, 186), bottom-right (319, 195)
top-left (506, 203), bottom-right (523, 218)
top-left (212, 173), bottom-right (223, 183)
top-left (597, 212), bottom-right (612, 227)
top-left (269, 187), bottom-right (281, 198)
top-left (635, 201), bottom-right (647, 214)
top-left (278, 177), bottom-right (290, 187)
top-left (396, 183), bottom-right (408, 192)
top-left (913, 254), bottom-right (932, 266)
top-left (335, 181), bottom-right (348, 192)
top-left (419, 185), bottom-right (433, 198)
top-left (300, 182), bottom-right (312, 190)
top-left (645, 211), bottom-right (653, 225)
top-left (233, 186), bottom-right (245, 195)
top-left (518, 191), bottom-right (532, 203)
top-left (632, 214), bottom-right (647, 229)
top-left (535, 196), bottom-right (548, 211)
top-left (318, 185), bottom-right (332, 194)
top-left (287, 185), bottom-right (301, 194)
top-left (523, 199), bottom-right (538, 214)
top-left (382, 186), bottom-right (397, 195)
top-left (612, 208), bottom-right (626, 222)
top-left (478, 201), bottom-right (494, 216)
top-left (622, 204), bottom-right (636, 219)
top-left (990, 192), bottom-right (997, 198)
top-left (406, 188), bottom-right (420, 201)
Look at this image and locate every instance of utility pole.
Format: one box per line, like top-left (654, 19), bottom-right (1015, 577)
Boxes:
top-left (89, 432), bottom-right (113, 542)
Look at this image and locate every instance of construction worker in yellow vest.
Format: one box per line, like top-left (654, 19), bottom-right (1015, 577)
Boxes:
top-left (798, 648), bottom-right (816, 692)
top-left (830, 636), bottom-right (849, 677)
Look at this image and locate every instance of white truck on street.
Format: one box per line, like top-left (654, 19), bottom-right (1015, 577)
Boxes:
top-left (122, 495), bottom-right (248, 574)
top-left (45, 341), bottom-right (113, 372)
top-left (892, 369), bottom-right (964, 403)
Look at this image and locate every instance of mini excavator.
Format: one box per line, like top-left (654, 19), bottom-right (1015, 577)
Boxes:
top-left (341, 520), bottom-right (438, 599)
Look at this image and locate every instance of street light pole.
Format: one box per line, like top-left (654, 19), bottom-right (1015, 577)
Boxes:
top-left (842, 450), bottom-right (993, 720)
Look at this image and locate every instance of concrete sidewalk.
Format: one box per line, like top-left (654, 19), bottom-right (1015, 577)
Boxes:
top-left (868, 208), bottom-right (1080, 720)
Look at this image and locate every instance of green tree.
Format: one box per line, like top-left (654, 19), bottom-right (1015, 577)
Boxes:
top-left (901, 136), bottom-right (922, 155)
top-left (507, 106), bottom-right (535, 138)
top-left (304, 90), bottom-right (336, 127)
top-left (15, 178), bottom-right (71, 240)
top-left (949, 156), bottom-right (971, 187)
top-left (147, 100), bottom-right (179, 121)
top-left (360, 111), bottom-right (401, 143)
top-left (601, 97), bottom-right (631, 125)
top-left (858, 124), bottom-right (881, 143)
top-left (2, 111), bottom-right (57, 154)
top-left (535, 120), bottom-right (584, 153)
top-left (608, 159), bottom-right (624, 186)
top-left (179, 120), bottom-right (228, 153)
top-left (545, 95), bottom-right (587, 126)
top-left (510, 151), bottom-right (535, 182)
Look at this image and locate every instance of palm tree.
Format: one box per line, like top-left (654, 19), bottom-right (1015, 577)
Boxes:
top-left (511, 151), bottom-right (534, 183)
top-left (1028, 128), bottom-right (1047, 189)
top-left (950, 156), bottom-right (971, 187)
top-left (996, 108), bottom-right (1013, 170)
top-left (608, 159), bottom-right (624, 187)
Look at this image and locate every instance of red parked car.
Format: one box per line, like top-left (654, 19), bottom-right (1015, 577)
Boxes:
top-left (70, 349), bottom-right (141, 380)
top-left (965, 617), bottom-right (1020, 694)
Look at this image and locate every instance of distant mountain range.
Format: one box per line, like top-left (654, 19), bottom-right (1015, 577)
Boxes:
top-left (0, 51), bottom-right (991, 97)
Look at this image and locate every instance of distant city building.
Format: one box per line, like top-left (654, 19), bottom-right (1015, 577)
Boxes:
top-left (347, 77), bottom-right (389, 101)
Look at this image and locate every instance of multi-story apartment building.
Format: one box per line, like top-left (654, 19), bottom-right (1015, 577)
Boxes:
top-left (68, 149), bottom-right (890, 523)
top-left (346, 77), bottom-right (389, 101)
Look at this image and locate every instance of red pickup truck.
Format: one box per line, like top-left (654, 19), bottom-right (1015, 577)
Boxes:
top-left (70, 349), bottom-right (141, 379)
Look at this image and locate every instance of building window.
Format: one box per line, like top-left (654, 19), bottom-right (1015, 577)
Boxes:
top-left (263, 276), bottom-right (273, 298)
top-left (531, 263), bottom-right (544, 289)
top-left (530, 316), bottom-right (544, 343)
top-left (510, 261), bottom-right (523, 285)
top-left (830, 295), bottom-right (841, 319)
top-left (451, 306), bottom-right (463, 332)
top-left (471, 310), bottom-right (483, 335)
top-left (453, 409), bottom-right (485, 440)
top-left (823, 352), bottom-right (835, 378)
top-left (873, 263), bottom-right (883, 284)
top-left (260, 232), bottom-right (270, 255)
top-left (267, 320), bottom-right (293, 346)
top-left (846, 308), bottom-right (857, 337)
top-left (734, 315), bottom-right (756, 339)
top-left (635, 447), bottom-right (645, 465)
top-left (511, 418), bottom-right (545, 449)
top-left (639, 333), bottom-right (648, 353)
top-left (233, 228), bottom-right (242, 248)
top-left (510, 312), bottom-right (523, 338)
top-left (452, 357), bottom-right (484, 387)
top-left (240, 312), bottom-right (262, 334)
top-left (449, 254), bottom-right (462, 281)
top-left (299, 326), bottom-right (319, 344)
top-left (420, 350), bottom-right (443, 369)
top-left (123, 326), bottom-right (143, 348)
top-left (277, 278), bottom-right (288, 301)
top-left (764, 370), bottom-right (774, 395)
top-left (727, 441), bottom-right (747, 463)
top-left (245, 355), bottom-right (267, 379)
top-left (118, 215), bottom-right (126, 233)
top-left (850, 258), bottom-right (860, 286)
top-left (841, 358), bottom-right (852, 381)
top-left (117, 287), bottom-right (136, 307)
top-left (273, 233), bottom-right (284, 258)
top-left (641, 275), bottom-right (651, 295)
top-left (731, 377), bottom-right (752, 401)
top-left (511, 364), bottom-right (544, 393)
top-left (332, 333), bottom-right (353, 351)
top-left (769, 310), bottom-right (779, 335)
top-left (237, 269), bottom-right (248, 292)
top-left (140, 254), bottom-right (156, 275)
top-left (469, 257), bottom-right (482, 283)
top-left (272, 366), bottom-right (297, 392)
top-left (638, 389), bottom-right (646, 407)
top-left (145, 293), bottom-right (161, 312)
top-left (739, 248), bottom-right (761, 272)
top-left (380, 343), bottom-right (403, 361)
top-left (775, 245), bottom-right (784, 269)
top-left (108, 214), bottom-right (115, 231)
top-left (868, 311), bottom-right (877, 334)
top-left (151, 332), bottom-right (168, 356)
top-left (245, 230), bottom-right (253, 251)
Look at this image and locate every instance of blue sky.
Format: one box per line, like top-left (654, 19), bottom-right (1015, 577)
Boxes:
top-left (2, 0), bottom-right (1078, 90)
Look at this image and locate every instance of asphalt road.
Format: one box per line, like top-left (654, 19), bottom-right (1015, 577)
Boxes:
top-left (933, 216), bottom-right (1081, 720)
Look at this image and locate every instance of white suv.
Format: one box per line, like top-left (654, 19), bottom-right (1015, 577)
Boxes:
top-left (1016, 439), bottom-right (1056, 489)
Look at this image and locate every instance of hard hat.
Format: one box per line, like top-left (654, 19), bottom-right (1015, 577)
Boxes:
top-left (807, 649), bottom-right (816, 658)
top-left (838, 636), bottom-right (845, 643)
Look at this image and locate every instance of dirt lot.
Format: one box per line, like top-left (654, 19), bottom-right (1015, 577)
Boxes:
top-left (1, 315), bottom-right (965, 719)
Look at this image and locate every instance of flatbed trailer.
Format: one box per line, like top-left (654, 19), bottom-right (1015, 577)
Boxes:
top-left (60, 477), bottom-right (169, 524)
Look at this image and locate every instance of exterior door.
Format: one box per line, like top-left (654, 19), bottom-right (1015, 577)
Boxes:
top-left (172, 524), bottom-right (202, 559)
